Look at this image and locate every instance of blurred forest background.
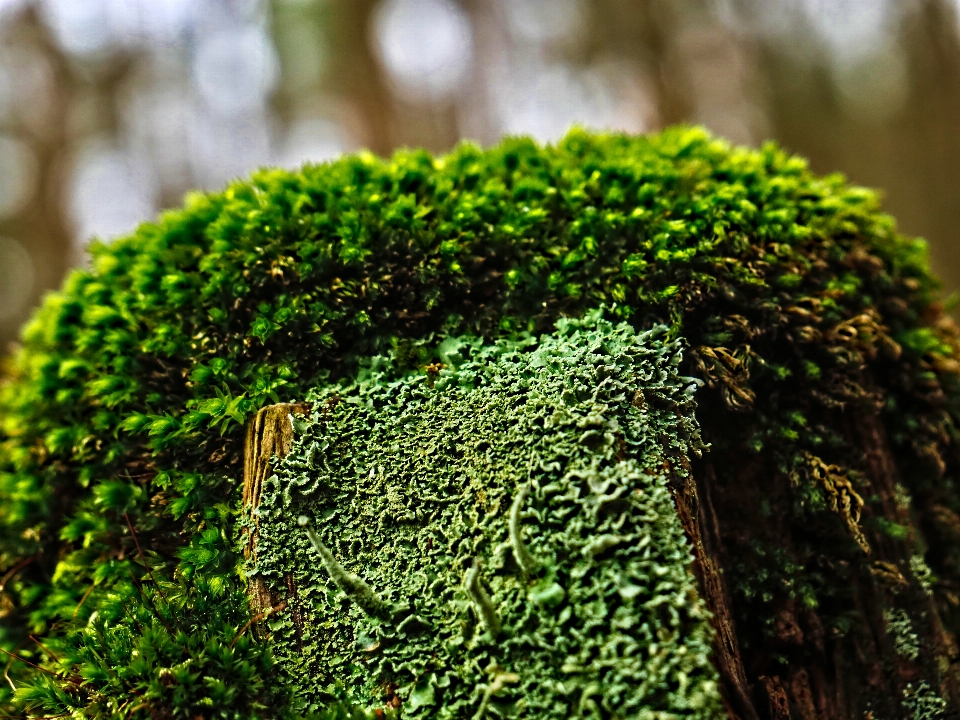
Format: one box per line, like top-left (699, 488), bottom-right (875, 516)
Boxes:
top-left (0, 0), bottom-right (959, 349)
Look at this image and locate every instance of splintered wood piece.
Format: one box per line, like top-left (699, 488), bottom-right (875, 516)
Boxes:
top-left (242, 402), bottom-right (310, 616)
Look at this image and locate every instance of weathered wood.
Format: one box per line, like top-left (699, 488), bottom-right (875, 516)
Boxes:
top-left (242, 402), bottom-right (310, 617)
top-left (678, 394), bottom-right (960, 720)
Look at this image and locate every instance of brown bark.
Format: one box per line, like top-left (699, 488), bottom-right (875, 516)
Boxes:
top-left (327, 0), bottom-right (394, 155)
top-left (0, 8), bottom-right (78, 350)
top-left (675, 470), bottom-right (759, 720)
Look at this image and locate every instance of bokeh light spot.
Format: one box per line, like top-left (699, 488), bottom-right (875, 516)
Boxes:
top-left (192, 25), bottom-right (280, 117)
top-left (276, 116), bottom-right (350, 169)
top-left (68, 143), bottom-right (157, 245)
top-left (502, 0), bottom-right (586, 45)
top-left (40, 0), bottom-right (196, 56)
top-left (373, 0), bottom-right (473, 102)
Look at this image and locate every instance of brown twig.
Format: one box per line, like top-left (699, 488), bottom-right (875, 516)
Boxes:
top-left (126, 569), bottom-right (174, 635)
top-left (0, 647), bottom-right (68, 681)
top-left (0, 556), bottom-right (36, 592)
top-left (230, 600), bottom-right (288, 648)
top-left (125, 702), bottom-right (151, 719)
top-left (3, 640), bottom-right (25, 693)
top-left (29, 636), bottom-right (61, 666)
top-left (73, 581), bottom-right (96, 618)
top-left (118, 597), bottom-right (144, 636)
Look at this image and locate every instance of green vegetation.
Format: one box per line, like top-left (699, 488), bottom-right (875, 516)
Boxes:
top-left (884, 608), bottom-right (920, 661)
top-left (256, 315), bottom-right (720, 717)
top-left (0, 125), bottom-right (957, 717)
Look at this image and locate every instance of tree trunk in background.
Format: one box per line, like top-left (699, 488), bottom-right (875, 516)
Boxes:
top-left (0, 8), bottom-right (74, 351)
top-left (591, 0), bottom-right (693, 128)
top-left (327, 0), bottom-right (394, 156)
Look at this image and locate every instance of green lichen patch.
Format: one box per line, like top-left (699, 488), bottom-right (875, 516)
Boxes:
top-left (253, 314), bottom-right (721, 718)
top-left (884, 608), bottom-right (921, 661)
top-left (902, 681), bottom-right (948, 720)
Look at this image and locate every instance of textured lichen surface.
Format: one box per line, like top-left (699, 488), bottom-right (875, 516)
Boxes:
top-left (1, 125), bottom-right (959, 717)
top-left (256, 316), bottom-right (720, 718)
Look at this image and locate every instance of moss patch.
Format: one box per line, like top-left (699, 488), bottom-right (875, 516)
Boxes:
top-left (255, 314), bottom-right (720, 718)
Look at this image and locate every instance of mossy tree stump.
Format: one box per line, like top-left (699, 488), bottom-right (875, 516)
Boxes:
top-left (1, 127), bottom-right (960, 718)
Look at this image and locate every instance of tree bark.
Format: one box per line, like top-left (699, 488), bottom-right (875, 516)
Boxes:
top-left (677, 396), bottom-right (960, 719)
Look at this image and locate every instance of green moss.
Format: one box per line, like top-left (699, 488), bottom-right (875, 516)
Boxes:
top-left (254, 315), bottom-right (720, 717)
top-left (1, 125), bottom-right (958, 716)
top-left (12, 577), bottom-right (298, 718)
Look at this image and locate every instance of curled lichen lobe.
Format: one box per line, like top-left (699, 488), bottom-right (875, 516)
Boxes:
top-left (298, 515), bottom-right (394, 621)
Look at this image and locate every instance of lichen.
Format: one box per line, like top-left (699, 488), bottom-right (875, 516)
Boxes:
top-left (884, 608), bottom-right (920, 661)
top-left (252, 315), bottom-right (721, 718)
top-left (902, 681), bottom-right (947, 720)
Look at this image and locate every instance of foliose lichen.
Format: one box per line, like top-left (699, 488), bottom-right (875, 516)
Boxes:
top-left (902, 681), bottom-right (947, 720)
top-left (253, 314), bottom-right (721, 718)
top-left (884, 608), bottom-right (921, 661)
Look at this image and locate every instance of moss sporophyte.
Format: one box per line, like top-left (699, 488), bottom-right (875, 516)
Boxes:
top-left (2, 126), bottom-right (960, 717)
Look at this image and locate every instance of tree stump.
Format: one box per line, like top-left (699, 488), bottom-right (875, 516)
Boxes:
top-left (3, 127), bottom-right (960, 718)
